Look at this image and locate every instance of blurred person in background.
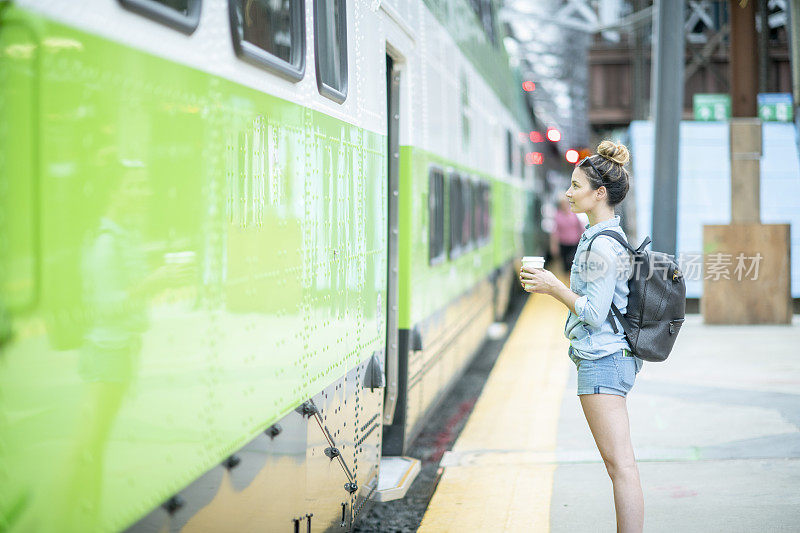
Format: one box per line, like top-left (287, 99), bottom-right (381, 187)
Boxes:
top-left (551, 197), bottom-right (584, 273)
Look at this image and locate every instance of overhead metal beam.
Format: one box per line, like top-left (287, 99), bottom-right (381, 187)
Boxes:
top-left (685, 0), bottom-right (716, 43)
top-left (499, 8), bottom-right (596, 33)
top-left (596, 5), bottom-right (654, 32)
top-left (684, 22), bottom-right (730, 87)
top-left (501, 4), bottom-right (654, 34)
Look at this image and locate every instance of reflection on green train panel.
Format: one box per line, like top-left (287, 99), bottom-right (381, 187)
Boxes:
top-left (0, 18), bottom-right (37, 312)
top-left (0, 8), bottom-right (385, 532)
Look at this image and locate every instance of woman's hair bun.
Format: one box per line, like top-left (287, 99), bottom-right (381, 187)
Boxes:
top-left (596, 140), bottom-right (630, 166)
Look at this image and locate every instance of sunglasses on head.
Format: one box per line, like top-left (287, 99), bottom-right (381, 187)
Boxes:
top-left (578, 156), bottom-right (608, 182)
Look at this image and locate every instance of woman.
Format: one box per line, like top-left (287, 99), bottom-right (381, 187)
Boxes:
top-left (519, 140), bottom-right (644, 533)
top-left (551, 197), bottom-right (584, 273)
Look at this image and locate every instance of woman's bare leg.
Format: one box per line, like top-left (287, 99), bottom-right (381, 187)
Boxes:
top-left (579, 393), bottom-right (644, 533)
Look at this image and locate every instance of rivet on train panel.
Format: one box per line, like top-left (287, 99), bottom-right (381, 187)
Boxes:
top-left (162, 495), bottom-right (184, 515)
top-left (223, 455), bottom-right (241, 469)
top-left (267, 423), bottom-right (282, 439)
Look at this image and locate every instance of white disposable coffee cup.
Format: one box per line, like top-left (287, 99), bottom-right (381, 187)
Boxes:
top-left (521, 256), bottom-right (545, 269)
top-left (521, 256), bottom-right (545, 291)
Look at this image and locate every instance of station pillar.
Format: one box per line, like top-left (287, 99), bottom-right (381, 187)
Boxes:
top-left (701, 1), bottom-right (792, 324)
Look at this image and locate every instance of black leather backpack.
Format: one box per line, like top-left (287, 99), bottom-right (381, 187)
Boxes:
top-left (586, 230), bottom-right (686, 362)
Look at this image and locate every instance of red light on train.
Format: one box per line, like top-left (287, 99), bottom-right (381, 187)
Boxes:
top-left (522, 81), bottom-right (536, 92)
top-left (526, 152), bottom-right (543, 165)
top-left (565, 149), bottom-right (580, 164)
top-left (546, 128), bottom-right (561, 142)
top-left (529, 131), bottom-right (544, 143)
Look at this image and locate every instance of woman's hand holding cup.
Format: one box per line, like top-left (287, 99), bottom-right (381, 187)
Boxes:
top-left (520, 256), bottom-right (561, 295)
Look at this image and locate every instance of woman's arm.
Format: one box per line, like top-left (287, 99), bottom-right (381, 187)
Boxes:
top-left (519, 267), bottom-right (578, 314)
top-left (571, 262), bottom-right (617, 327)
top-left (549, 282), bottom-right (579, 315)
top-left (520, 238), bottom-right (619, 326)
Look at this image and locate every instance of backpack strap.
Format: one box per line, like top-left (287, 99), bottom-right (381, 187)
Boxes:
top-left (610, 303), bottom-right (635, 340)
top-left (606, 309), bottom-right (620, 334)
top-left (584, 230), bottom-right (643, 342)
top-left (585, 229), bottom-right (637, 256)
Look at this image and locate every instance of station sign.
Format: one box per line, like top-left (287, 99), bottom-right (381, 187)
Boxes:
top-left (693, 93), bottom-right (731, 121)
top-left (757, 93), bottom-right (793, 122)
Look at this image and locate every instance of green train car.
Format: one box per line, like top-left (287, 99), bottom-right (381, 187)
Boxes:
top-left (0, 0), bottom-right (544, 530)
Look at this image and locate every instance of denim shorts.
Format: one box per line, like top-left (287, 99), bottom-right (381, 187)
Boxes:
top-left (568, 346), bottom-right (643, 397)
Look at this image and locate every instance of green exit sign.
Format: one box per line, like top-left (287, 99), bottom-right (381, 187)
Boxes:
top-left (758, 93), bottom-right (793, 122)
top-left (693, 93), bottom-right (731, 121)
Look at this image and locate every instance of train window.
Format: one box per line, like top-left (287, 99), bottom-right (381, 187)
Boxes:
top-left (506, 130), bottom-right (513, 175)
top-left (314, 0), bottom-right (348, 103)
top-left (461, 178), bottom-right (473, 247)
top-left (429, 168), bottom-right (445, 264)
top-left (449, 173), bottom-right (463, 258)
top-left (228, 0), bottom-right (306, 82)
top-left (481, 0), bottom-right (498, 45)
top-left (118, 0), bottom-right (201, 34)
top-left (470, 181), bottom-right (480, 246)
top-left (479, 182), bottom-right (491, 241)
top-left (467, 0), bottom-right (497, 45)
top-left (461, 74), bottom-right (470, 148)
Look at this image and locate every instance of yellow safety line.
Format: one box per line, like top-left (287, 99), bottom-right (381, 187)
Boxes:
top-left (418, 292), bottom-right (571, 532)
top-left (396, 457), bottom-right (420, 487)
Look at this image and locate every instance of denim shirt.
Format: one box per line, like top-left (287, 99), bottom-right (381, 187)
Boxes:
top-left (564, 215), bottom-right (639, 362)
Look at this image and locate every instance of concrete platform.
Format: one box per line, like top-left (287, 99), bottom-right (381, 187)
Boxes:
top-left (419, 294), bottom-right (800, 532)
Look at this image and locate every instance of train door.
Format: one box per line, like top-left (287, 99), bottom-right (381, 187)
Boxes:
top-left (372, 41), bottom-right (421, 505)
top-left (383, 53), bottom-right (400, 426)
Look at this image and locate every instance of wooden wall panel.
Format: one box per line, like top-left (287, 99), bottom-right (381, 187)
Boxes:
top-left (702, 224), bottom-right (792, 324)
